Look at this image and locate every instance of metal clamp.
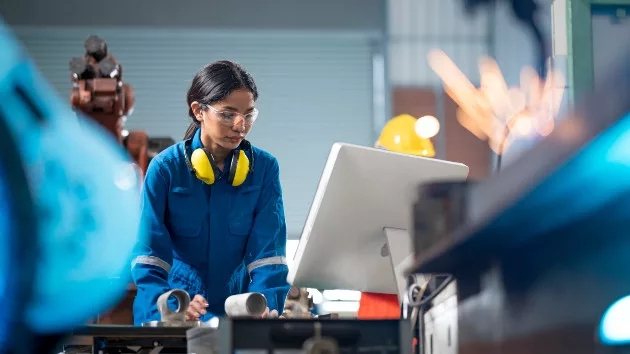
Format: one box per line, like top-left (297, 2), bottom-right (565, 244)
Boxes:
top-left (142, 289), bottom-right (201, 327)
top-left (158, 289), bottom-right (189, 323)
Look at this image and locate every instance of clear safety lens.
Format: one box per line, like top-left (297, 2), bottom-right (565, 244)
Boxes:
top-left (205, 105), bottom-right (258, 127)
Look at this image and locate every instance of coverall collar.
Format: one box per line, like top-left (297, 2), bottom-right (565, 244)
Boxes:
top-left (192, 127), bottom-right (204, 151)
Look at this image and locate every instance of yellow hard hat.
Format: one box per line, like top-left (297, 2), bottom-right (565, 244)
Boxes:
top-left (376, 114), bottom-right (436, 157)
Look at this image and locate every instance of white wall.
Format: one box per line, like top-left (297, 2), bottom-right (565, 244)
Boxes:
top-left (388, 0), bottom-right (491, 87)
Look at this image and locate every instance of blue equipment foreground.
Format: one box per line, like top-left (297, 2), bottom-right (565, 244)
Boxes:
top-left (409, 36), bottom-right (630, 353)
top-left (0, 16), bottom-right (144, 341)
top-left (0, 79), bottom-right (39, 353)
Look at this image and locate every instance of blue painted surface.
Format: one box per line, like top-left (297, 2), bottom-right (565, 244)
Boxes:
top-left (0, 18), bottom-right (145, 333)
top-left (0, 152), bottom-right (10, 347)
top-left (487, 112), bottom-right (630, 244)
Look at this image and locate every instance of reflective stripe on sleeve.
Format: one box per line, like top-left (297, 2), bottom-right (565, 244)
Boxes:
top-left (246, 256), bottom-right (287, 273)
top-left (131, 255), bottom-right (171, 273)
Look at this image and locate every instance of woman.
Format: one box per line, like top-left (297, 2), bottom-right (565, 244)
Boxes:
top-left (131, 60), bottom-right (290, 324)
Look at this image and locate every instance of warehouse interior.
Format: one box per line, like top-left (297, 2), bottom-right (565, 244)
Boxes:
top-left (0, 0), bottom-right (629, 352)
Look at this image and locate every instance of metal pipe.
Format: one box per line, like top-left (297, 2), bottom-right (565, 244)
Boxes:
top-left (224, 292), bottom-right (267, 318)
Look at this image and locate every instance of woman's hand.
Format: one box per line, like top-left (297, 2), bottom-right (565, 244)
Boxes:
top-left (186, 294), bottom-right (208, 321)
top-left (260, 307), bottom-right (279, 319)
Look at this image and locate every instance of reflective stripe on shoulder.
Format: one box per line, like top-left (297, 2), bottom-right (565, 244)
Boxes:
top-left (246, 256), bottom-right (287, 273)
top-left (132, 255), bottom-right (171, 273)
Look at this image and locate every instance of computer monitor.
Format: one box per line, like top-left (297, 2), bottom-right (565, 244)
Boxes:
top-left (287, 143), bottom-right (469, 302)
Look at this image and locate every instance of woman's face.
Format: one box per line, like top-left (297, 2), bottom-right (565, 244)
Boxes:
top-left (194, 88), bottom-right (256, 150)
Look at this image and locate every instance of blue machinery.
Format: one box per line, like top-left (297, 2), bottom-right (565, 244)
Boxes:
top-left (0, 18), bottom-right (144, 353)
top-left (409, 31), bottom-right (630, 353)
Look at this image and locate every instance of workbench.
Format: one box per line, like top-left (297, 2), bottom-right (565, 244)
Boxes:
top-left (57, 320), bottom-right (412, 354)
top-left (59, 325), bottom-right (188, 354)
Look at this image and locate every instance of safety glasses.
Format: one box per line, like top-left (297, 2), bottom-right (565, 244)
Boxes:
top-left (203, 104), bottom-right (259, 127)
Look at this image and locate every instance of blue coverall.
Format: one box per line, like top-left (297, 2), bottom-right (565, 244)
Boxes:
top-left (131, 128), bottom-right (290, 325)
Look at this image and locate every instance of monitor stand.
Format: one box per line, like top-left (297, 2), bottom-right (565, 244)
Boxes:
top-left (383, 227), bottom-right (415, 305)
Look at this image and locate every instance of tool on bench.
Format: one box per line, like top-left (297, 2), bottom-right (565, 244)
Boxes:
top-left (224, 292), bottom-right (267, 318)
top-left (142, 289), bottom-right (201, 328)
top-left (142, 289), bottom-right (269, 327)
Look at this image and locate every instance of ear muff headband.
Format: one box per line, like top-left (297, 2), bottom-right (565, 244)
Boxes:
top-left (184, 138), bottom-right (254, 186)
top-left (183, 138), bottom-right (195, 172)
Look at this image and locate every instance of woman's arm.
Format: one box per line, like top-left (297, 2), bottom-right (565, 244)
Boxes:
top-left (244, 157), bottom-right (291, 313)
top-left (131, 158), bottom-right (174, 325)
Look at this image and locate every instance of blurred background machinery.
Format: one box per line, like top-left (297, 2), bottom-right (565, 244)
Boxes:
top-left (68, 35), bottom-right (179, 325)
top-left (144, 136), bottom-right (177, 165)
top-left (68, 35), bottom-right (142, 325)
top-left (68, 35), bottom-right (156, 177)
top-left (69, 35), bottom-right (135, 144)
top-left (1, 19), bottom-right (145, 353)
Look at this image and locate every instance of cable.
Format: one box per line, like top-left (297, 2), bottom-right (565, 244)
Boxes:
top-left (460, 0), bottom-right (549, 175)
top-left (496, 153), bottom-right (502, 173)
top-left (407, 276), bottom-right (431, 308)
top-left (528, 18), bottom-right (549, 79)
top-left (508, 0), bottom-right (549, 78)
top-left (495, 120), bottom-right (512, 174)
top-left (462, 0), bottom-right (548, 77)
top-left (408, 275), bottom-right (455, 308)
top-left (406, 275), bottom-right (455, 354)
top-left (501, 0), bottom-right (549, 175)
top-left (416, 305), bottom-right (425, 354)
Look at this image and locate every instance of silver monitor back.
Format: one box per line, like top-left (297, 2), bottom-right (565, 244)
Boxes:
top-left (287, 143), bottom-right (469, 295)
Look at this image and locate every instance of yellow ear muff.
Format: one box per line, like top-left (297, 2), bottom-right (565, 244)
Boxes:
top-left (228, 149), bottom-right (250, 187)
top-left (190, 148), bottom-right (218, 184)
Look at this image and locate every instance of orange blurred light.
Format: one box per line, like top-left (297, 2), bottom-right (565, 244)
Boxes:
top-left (427, 49), bottom-right (565, 155)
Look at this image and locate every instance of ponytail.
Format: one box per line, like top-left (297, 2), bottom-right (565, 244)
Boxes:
top-left (183, 120), bottom-right (200, 140)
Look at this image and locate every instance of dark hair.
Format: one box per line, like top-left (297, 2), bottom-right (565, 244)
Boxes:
top-left (183, 60), bottom-right (258, 140)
